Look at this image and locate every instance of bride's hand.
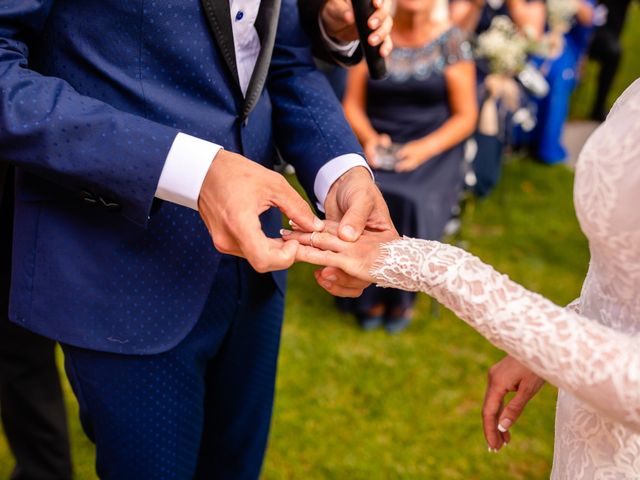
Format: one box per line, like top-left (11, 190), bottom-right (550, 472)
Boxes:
top-left (282, 221), bottom-right (400, 288)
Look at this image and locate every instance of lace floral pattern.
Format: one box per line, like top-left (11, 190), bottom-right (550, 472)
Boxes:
top-left (371, 79), bottom-right (640, 478)
top-left (387, 27), bottom-right (473, 82)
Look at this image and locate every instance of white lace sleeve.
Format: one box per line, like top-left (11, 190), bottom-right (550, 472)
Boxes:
top-left (371, 237), bottom-right (640, 432)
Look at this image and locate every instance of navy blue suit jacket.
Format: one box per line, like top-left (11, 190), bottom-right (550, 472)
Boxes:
top-left (0, 0), bottom-right (362, 354)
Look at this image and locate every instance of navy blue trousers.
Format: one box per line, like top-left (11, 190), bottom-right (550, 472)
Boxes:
top-left (62, 257), bottom-right (284, 479)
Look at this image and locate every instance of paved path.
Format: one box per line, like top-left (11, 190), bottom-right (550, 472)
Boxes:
top-left (562, 120), bottom-right (600, 169)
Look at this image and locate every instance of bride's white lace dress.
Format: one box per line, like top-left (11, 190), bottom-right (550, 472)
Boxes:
top-left (370, 79), bottom-right (640, 479)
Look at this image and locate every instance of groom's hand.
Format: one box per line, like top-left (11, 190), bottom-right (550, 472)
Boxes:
top-left (317, 166), bottom-right (394, 297)
top-left (321, 0), bottom-right (394, 57)
top-left (482, 355), bottom-right (545, 452)
top-left (198, 150), bottom-right (324, 273)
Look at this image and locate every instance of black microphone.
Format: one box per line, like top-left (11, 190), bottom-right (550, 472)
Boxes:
top-left (351, 0), bottom-right (388, 80)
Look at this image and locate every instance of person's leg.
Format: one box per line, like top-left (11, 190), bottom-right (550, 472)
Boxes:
top-left (536, 56), bottom-right (576, 164)
top-left (352, 285), bottom-right (385, 330)
top-left (590, 30), bottom-right (622, 120)
top-left (62, 257), bottom-right (240, 480)
top-left (194, 261), bottom-right (284, 480)
top-left (0, 310), bottom-right (73, 480)
top-left (0, 169), bottom-right (72, 480)
top-left (384, 290), bottom-right (416, 334)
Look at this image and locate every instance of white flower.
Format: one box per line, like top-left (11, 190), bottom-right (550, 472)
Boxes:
top-left (476, 16), bottom-right (534, 75)
top-left (547, 0), bottom-right (579, 31)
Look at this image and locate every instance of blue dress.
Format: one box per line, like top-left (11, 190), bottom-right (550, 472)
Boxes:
top-left (533, 4), bottom-right (595, 163)
top-left (352, 28), bottom-right (473, 315)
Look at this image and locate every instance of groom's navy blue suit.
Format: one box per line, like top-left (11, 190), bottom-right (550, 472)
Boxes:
top-left (0, 0), bottom-right (362, 478)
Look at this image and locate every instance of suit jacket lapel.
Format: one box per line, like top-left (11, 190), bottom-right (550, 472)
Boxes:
top-left (242, 0), bottom-right (281, 120)
top-left (200, 0), bottom-right (241, 91)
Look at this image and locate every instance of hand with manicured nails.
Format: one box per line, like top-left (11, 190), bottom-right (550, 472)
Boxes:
top-left (315, 167), bottom-right (394, 297)
top-left (282, 218), bottom-right (399, 294)
top-left (198, 150), bottom-right (324, 273)
top-left (483, 355), bottom-right (545, 452)
top-left (321, 0), bottom-right (394, 57)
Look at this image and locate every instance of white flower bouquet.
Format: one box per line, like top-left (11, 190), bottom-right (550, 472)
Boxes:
top-left (475, 16), bottom-right (533, 75)
top-left (547, 0), bottom-right (579, 32)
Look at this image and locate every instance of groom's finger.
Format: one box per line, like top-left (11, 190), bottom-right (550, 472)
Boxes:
top-left (272, 177), bottom-right (325, 233)
top-left (234, 214), bottom-right (299, 272)
top-left (314, 270), bottom-right (364, 297)
top-left (338, 189), bottom-right (376, 242)
top-left (319, 266), bottom-right (369, 290)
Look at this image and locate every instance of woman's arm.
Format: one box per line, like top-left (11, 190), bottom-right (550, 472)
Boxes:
top-left (395, 61), bottom-right (478, 171)
top-left (576, 0), bottom-right (595, 26)
top-left (370, 238), bottom-right (640, 441)
top-left (342, 62), bottom-right (391, 165)
top-left (290, 229), bottom-right (640, 448)
top-left (507, 0), bottom-right (546, 38)
top-left (450, 0), bottom-right (486, 33)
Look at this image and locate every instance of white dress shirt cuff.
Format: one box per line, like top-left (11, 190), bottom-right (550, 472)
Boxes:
top-left (314, 154), bottom-right (373, 212)
top-left (318, 16), bottom-right (360, 58)
top-left (155, 132), bottom-right (222, 211)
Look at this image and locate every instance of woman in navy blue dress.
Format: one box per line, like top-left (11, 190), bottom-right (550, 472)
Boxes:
top-left (342, 0), bottom-right (478, 333)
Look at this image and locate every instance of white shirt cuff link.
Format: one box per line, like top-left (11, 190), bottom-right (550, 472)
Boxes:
top-left (314, 154), bottom-right (374, 212)
top-left (155, 132), bottom-right (222, 211)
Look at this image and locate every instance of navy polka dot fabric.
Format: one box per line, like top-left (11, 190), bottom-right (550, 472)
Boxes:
top-left (0, 1), bottom-right (362, 476)
top-left (63, 257), bottom-right (285, 479)
top-left (1, 0), bottom-right (361, 354)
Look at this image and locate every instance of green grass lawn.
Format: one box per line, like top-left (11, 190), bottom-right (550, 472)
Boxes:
top-left (1, 7), bottom-right (638, 479)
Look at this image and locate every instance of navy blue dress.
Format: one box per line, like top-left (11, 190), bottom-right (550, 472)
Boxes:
top-left (353, 28), bottom-right (473, 315)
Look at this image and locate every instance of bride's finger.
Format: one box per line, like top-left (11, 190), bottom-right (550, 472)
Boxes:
top-left (282, 230), bottom-right (348, 253)
top-left (295, 245), bottom-right (345, 269)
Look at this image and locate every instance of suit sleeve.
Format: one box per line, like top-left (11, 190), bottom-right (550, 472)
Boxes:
top-left (269, 0), bottom-right (364, 208)
top-left (297, 0), bottom-right (363, 66)
top-left (0, 0), bottom-right (180, 226)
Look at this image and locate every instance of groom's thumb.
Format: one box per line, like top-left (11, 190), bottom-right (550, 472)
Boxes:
top-left (339, 190), bottom-right (374, 242)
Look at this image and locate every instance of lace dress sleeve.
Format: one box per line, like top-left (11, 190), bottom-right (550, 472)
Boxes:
top-left (371, 238), bottom-right (640, 432)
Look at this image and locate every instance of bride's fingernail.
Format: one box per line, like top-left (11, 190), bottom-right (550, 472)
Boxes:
top-left (498, 419), bottom-right (512, 432)
top-left (313, 217), bottom-right (325, 230)
top-left (280, 229), bottom-right (292, 236)
top-left (325, 275), bottom-right (337, 282)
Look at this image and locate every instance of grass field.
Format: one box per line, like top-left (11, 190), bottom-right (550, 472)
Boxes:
top-left (1, 6), bottom-right (638, 479)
